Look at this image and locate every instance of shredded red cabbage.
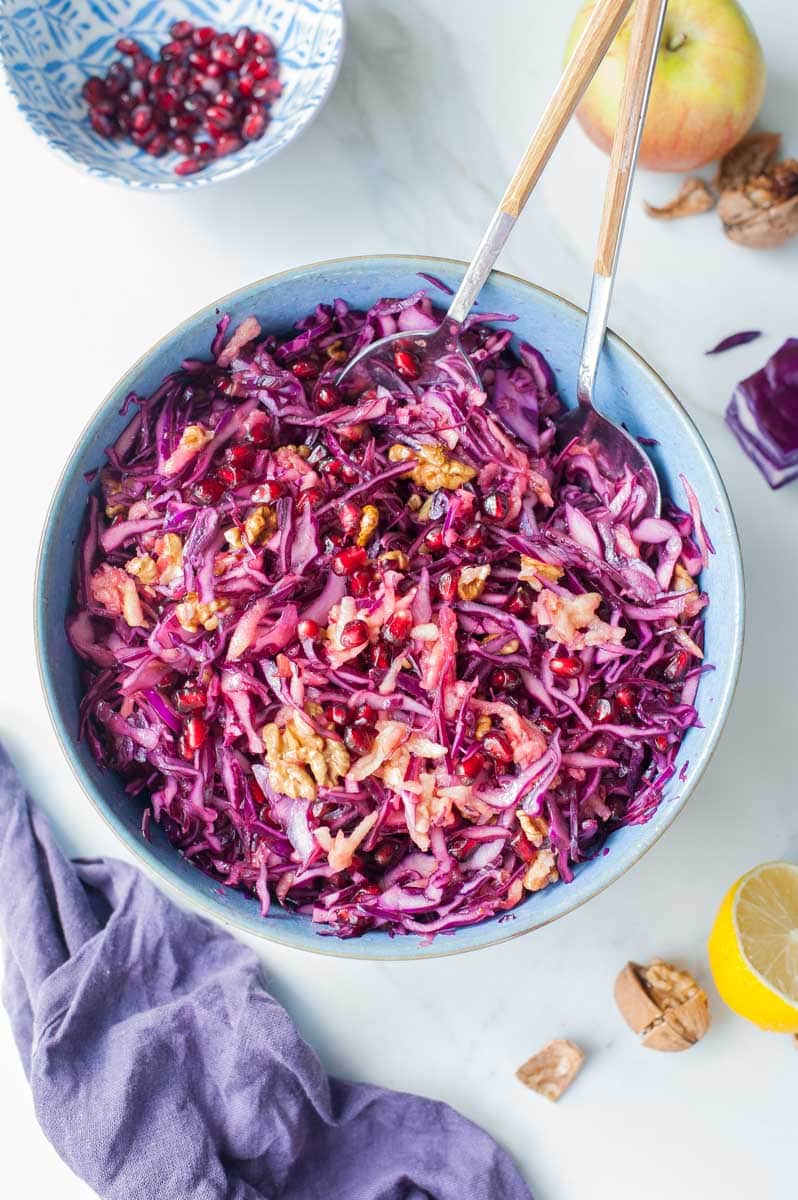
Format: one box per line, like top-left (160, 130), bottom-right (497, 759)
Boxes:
top-left (706, 330), bottom-right (762, 355)
top-left (69, 291), bottom-right (710, 938)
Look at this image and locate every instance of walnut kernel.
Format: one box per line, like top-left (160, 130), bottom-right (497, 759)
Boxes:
top-left (516, 1039), bottom-right (585, 1102)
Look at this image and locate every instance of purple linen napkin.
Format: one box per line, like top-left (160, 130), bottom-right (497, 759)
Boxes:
top-left (0, 744), bottom-right (533, 1200)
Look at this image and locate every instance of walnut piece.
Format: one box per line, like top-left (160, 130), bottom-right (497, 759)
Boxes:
top-left (516, 1039), bottom-right (585, 1102)
top-left (644, 178), bottom-right (716, 220)
top-left (356, 504), bottom-right (380, 547)
top-left (714, 131), bottom-right (781, 193)
top-left (457, 563), bottom-right (491, 600)
top-left (614, 959), bottom-right (711, 1052)
top-left (126, 554), bottom-right (158, 585)
top-left (175, 592), bottom-right (230, 633)
top-left (518, 555), bottom-right (564, 590)
top-left (522, 848), bottom-right (559, 893)
top-left (244, 504), bottom-right (277, 546)
top-left (262, 713), bottom-right (350, 802)
top-left (718, 159), bottom-right (798, 249)
top-left (388, 442), bottom-right (476, 492)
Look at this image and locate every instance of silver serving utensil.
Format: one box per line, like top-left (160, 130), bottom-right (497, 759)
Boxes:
top-left (557, 0), bottom-right (669, 517)
top-left (337, 0), bottom-right (635, 397)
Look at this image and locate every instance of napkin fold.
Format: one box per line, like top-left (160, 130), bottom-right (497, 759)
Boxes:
top-left (0, 745), bottom-right (532, 1200)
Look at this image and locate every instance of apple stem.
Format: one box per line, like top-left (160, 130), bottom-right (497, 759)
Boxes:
top-left (667, 31), bottom-right (688, 52)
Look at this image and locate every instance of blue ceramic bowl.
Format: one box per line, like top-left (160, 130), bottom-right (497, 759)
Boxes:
top-left (0, 0), bottom-right (344, 190)
top-left (35, 256), bottom-right (744, 959)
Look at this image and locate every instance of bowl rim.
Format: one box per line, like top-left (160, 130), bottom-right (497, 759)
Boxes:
top-left (0, 0), bottom-right (346, 192)
top-left (35, 252), bottom-right (745, 959)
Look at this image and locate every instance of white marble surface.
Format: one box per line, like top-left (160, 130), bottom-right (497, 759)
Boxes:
top-left (1, 2), bottom-right (797, 1197)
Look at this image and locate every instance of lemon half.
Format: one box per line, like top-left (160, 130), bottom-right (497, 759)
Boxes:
top-left (708, 861), bottom-right (798, 1033)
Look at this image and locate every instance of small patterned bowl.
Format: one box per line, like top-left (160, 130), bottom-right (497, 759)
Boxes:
top-left (0, 0), bottom-right (344, 190)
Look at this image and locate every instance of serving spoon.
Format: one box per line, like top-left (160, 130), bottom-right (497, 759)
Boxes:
top-left (337, 0), bottom-right (635, 396)
top-left (339, 0), bottom-right (665, 517)
top-left (557, 0), bottom-right (669, 517)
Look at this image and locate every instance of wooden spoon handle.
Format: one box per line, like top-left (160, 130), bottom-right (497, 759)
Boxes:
top-left (498, 0), bottom-right (634, 220)
top-left (595, 0), bottom-right (666, 276)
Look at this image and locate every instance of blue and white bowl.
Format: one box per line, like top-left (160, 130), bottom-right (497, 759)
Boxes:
top-left (35, 256), bottom-right (744, 959)
top-left (0, 0), bottom-right (345, 189)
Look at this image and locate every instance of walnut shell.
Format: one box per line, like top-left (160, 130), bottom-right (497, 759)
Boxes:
top-left (644, 178), bottom-right (716, 221)
top-left (614, 959), bottom-right (710, 1052)
top-left (516, 1039), bottom-right (585, 1102)
top-left (718, 160), bottom-right (798, 249)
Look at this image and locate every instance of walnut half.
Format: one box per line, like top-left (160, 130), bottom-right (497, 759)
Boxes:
top-left (614, 959), bottom-right (710, 1052)
top-left (516, 1039), bottom-right (585, 1102)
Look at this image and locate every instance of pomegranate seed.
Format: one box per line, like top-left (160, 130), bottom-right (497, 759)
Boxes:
top-left (160, 40), bottom-right (185, 60)
top-left (550, 655), bottom-right (582, 678)
top-left (215, 133), bottom-right (243, 156)
top-left (332, 546), bottom-right (367, 576)
top-left (130, 104), bottom-right (152, 132)
top-left (483, 731), bottom-right (513, 763)
top-left (242, 111), bottom-right (266, 141)
top-left (340, 619), bottom-right (369, 649)
top-left (321, 458), bottom-right (344, 478)
top-left (664, 649), bottom-right (690, 681)
top-left (460, 745), bottom-right (487, 778)
top-left (325, 703), bottom-right (348, 726)
top-left (654, 734), bottom-right (669, 752)
top-left (217, 464), bottom-right (247, 488)
top-left (169, 111), bottom-right (196, 132)
top-left (340, 463), bottom-right (358, 484)
top-left (251, 78), bottom-right (280, 101)
top-left (344, 724), bottom-right (373, 755)
top-left (297, 486), bottom-right (323, 509)
top-left (131, 126), bottom-right (156, 147)
top-left (615, 686), bottom-right (636, 712)
top-left (81, 76), bottom-right (107, 104)
top-left (193, 25), bottom-right (216, 46)
top-left (538, 715), bottom-right (557, 735)
top-left (205, 61), bottom-right (225, 78)
top-left (206, 103), bottom-right (234, 128)
top-left (211, 44), bottom-right (240, 69)
top-left (482, 491), bottom-right (509, 521)
top-left (489, 667), bottom-right (520, 690)
top-left (154, 87), bottom-right (179, 112)
top-left (237, 74), bottom-right (255, 97)
top-left (310, 383), bottom-right (339, 414)
top-left (507, 585), bottom-right (533, 615)
top-left (383, 610), bottom-right (412, 644)
top-left (175, 686), bottom-right (207, 712)
top-left (188, 49), bottom-right (211, 71)
top-left (115, 36), bottom-right (140, 55)
top-left (349, 569), bottom-right (373, 598)
top-left (393, 348), bottom-right (420, 380)
top-left (194, 141), bottom-right (215, 159)
top-left (510, 830), bottom-right (536, 863)
top-left (167, 63), bottom-right (190, 89)
top-left (339, 501), bottom-right (361, 533)
top-left (246, 421), bottom-right (271, 449)
top-left (90, 111), bottom-right (116, 138)
top-left (170, 19), bottom-right (194, 39)
top-left (214, 89), bottom-right (235, 109)
top-left (369, 642), bottom-right (391, 670)
top-left (234, 27), bottom-right (254, 54)
top-left (424, 526), bottom-right (444, 553)
top-left (117, 91), bottom-right (136, 112)
top-left (297, 618), bottom-right (320, 640)
top-left (133, 54), bottom-right (152, 80)
top-left (192, 476), bottom-right (224, 504)
top-left (460, 526), bottom-right (484, 551)
top-left (437, 569), bottom-right (459, 601)
top-left (185, 715), bottom-right (208, 751)
top-left (146, 131), bottom-right (169, 156)
top-left (170, 133), bottom-right (194, 155)
top-left (372, 842), bottom-right (396, 867)
top-left (252, 32), bottom-right (275, 56)
top-left (147, 61), bottom-right (167, 86)
top-left (252, 480), bottom-right (284, 502)
top-left (291, 357), bottom-right (319, 380)
top-left (354, 703), bottom-right (377, 726)
top-left (225, 443), bottom-right (256, 469)
top-left (105, 62), bottom-right (129, 93)
top-left (183, 92), bottom-right (208, 115)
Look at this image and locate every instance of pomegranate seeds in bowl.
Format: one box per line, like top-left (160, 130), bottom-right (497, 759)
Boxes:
top-left (80, 21), bottom-right (282, 176)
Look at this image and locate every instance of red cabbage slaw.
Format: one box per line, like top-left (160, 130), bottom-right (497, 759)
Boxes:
top-left (69, 291), bottom-right (710, 939)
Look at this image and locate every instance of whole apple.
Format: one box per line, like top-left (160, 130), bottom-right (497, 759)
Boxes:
top-left (565, 0), bottom-right (766, 172)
